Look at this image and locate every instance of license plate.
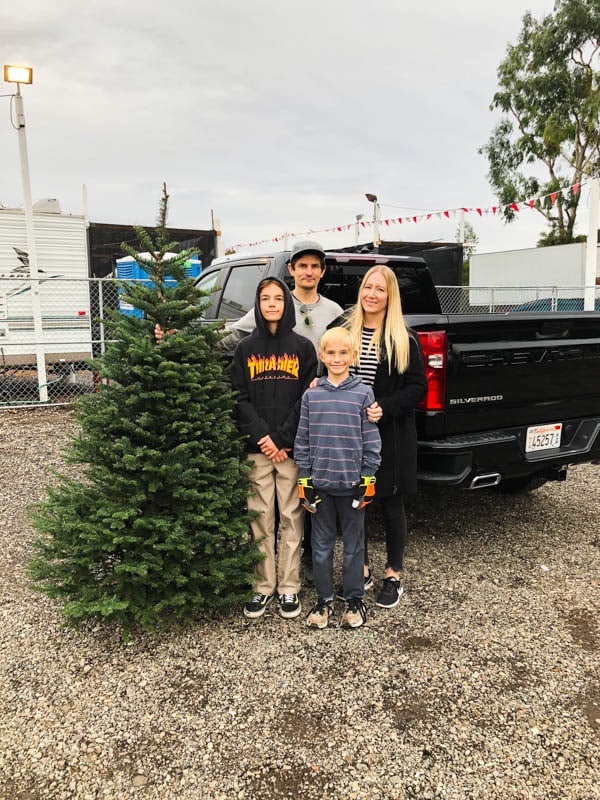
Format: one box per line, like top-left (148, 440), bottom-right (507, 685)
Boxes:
top-left (525, 423), bottom-right (562, 452)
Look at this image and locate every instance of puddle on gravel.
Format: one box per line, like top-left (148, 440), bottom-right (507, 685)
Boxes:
top-left (564, 608), bottom-right (598, 651)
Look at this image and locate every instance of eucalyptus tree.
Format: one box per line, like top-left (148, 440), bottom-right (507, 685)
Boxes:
top-left (480, 0), bottom-right (600, 245)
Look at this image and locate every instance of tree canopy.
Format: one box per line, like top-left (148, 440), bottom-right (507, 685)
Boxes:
top-left (480, 0), bottom-right (600, 246)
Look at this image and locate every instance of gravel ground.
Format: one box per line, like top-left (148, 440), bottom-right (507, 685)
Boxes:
top-left (0, 407), bottom-right (599, 800)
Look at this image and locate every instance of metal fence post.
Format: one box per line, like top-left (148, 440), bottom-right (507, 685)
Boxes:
top-left (98, 279), bottom-right (106, 355)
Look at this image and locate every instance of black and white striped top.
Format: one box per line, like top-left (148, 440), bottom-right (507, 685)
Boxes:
top-left (353, 327), bottom-right (379, 387)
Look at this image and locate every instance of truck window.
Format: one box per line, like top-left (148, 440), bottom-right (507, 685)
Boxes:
top-left (194, 269), bottom-right (222, 318)
top-left (195, 270), bottom-right (220, 296)
top-left (219, 264), bottom-right (267, 319)
top-left (323, 263), bottom-right (440, 314)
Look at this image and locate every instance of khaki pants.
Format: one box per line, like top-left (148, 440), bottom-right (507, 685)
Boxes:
top-left (248, 453), bottom-right (304, 596)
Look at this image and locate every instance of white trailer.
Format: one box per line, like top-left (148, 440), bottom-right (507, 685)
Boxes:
top-left (469, 242), bottom-right (599, 307)
top-left (0, 205), bottom-right (92, 366)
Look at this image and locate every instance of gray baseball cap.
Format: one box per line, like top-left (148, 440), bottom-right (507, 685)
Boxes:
top-left (290, 239), bottom-right (326, 261)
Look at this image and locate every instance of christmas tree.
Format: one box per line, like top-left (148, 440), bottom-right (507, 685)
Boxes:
top-left (29, 185), bottom-right (261, 635)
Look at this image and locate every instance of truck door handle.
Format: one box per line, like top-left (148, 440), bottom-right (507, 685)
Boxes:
top-left (535, 328), bottom-right (570, 340)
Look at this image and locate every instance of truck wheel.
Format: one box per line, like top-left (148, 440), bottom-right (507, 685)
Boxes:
top-left (496, 474), bottom-right (547, 494)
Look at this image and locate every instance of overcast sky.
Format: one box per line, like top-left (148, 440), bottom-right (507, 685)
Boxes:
top-left (2, 0), bottom-right (593, 257)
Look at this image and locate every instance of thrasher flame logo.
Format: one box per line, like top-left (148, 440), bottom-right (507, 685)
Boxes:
top-left (247, 353), bottom-right (299, 379)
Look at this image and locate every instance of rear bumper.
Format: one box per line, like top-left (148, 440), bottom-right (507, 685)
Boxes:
top-left (417, 416), bottom-right (600, 488)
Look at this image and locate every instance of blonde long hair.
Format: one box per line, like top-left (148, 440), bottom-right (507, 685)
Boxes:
top-left (345, 265), bottom-right (411, 374)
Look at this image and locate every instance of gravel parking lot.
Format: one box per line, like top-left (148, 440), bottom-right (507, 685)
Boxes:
top-left (1, 407), bottom-right (599, 800)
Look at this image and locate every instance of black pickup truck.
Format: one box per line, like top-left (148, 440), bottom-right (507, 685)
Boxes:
top-left (194, 250), bottom-right (600, 492)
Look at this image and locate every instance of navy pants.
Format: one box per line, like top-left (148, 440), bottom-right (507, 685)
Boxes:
top-left (311, 491), bottom-right (365, 602)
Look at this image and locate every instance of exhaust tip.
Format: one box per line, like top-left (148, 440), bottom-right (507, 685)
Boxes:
top-left (469, 472), bottom-right (501, 490)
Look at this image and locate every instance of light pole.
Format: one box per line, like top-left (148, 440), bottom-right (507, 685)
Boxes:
top-left (365, 193), bottom-right (381, 248)
top-left (3, 64), bottom-right (48, 401)
top-left (354, 213), bottom-right (364, 247)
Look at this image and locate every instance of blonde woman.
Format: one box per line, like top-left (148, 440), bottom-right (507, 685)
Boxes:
top-left (340, 265), bottom-right (426, 608)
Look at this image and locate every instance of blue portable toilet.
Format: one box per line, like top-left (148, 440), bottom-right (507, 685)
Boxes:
top-left (115, 252), bottom-right (202, 317)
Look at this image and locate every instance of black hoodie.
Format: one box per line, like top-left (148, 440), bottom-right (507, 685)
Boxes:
top-left (231, 278), bottom-right (318, 452)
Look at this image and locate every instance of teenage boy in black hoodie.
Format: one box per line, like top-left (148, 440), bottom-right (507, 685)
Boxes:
top-left (232, 277), bottom-right (317, 620)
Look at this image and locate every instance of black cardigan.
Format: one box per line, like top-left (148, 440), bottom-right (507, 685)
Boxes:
top-left (370, 333), bottom-right (426, 496)
top-left (327, 315), bottom-right (427, 495)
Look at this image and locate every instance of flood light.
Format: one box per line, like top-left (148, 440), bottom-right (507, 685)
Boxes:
top-left (3, 65), bottom-right (33, 85)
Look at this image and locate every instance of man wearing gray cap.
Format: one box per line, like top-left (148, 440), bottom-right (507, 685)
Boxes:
top-left (219, 240), bottom-right (343, 355)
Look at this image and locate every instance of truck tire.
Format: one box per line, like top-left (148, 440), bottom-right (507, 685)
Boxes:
top-left (496, 474), bottom-right (547, 494)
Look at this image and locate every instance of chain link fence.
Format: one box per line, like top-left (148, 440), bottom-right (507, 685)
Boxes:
top-left (1, 278), bottom-right (599, 409)
top-left (0, 277), bottom-right (120, 408)
top-left (436, 285), bottom-right (600, 315)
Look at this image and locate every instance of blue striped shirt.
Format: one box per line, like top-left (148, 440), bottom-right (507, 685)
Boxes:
top-left (294, 374), bottom-right (381, 494)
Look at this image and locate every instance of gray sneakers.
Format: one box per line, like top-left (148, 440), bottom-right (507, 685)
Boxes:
top-left (340, 597), bottom-right (367, 628)
top-left (306, 598), bottom-right (334, 629)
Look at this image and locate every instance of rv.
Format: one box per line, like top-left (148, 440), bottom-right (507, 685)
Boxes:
top-left (0, 204), bottom-right (91, 367)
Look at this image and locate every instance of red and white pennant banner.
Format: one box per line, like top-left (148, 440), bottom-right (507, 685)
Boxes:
top-left (231, 180), bottom-right (585, 250)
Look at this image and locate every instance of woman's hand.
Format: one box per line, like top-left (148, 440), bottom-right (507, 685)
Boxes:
top-left (367, 401), bottom-right (383, 424)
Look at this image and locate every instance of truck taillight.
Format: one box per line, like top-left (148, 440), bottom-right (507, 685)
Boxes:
top-left (417, 330), bottom-right (446, 411)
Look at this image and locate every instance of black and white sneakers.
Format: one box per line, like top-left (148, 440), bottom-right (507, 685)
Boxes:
top-left (243, 592), bottom-right (302, 619)
top-left (243, 593), bottom-right (274, 619)
top-left (278, 593), bottom-right (302, 619)
top-left (375, 577), bottom-right (403, 609)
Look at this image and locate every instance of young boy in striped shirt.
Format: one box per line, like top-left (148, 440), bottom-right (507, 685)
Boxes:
top-left (294, 327), bottom-right (381, 629)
